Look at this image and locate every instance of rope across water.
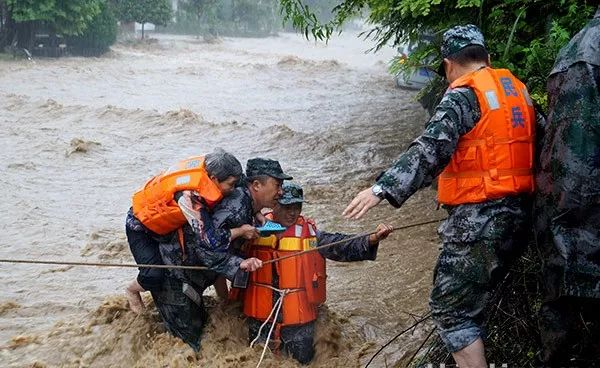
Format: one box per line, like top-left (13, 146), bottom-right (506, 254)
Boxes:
top-left (0, 218), bottom-right (444, 270)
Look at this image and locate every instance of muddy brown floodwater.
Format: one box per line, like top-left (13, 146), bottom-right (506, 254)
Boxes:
top-left (0, 32), bottom-right (441, 367)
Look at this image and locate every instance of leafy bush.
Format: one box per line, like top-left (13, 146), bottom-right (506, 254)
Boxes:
top-left (5, 0), bottom-right (103, 36)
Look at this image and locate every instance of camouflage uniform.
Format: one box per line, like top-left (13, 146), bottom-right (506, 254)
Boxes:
top-left (248, 183), bottom-right (379, 364)
top-left (152, 158), bottom-right (292, 351)
top-left (534, 8), bottom-right (600, 364)
top-left (212, 186), bottom-right (256, 253)
top-left (151, 188), bottom-right (254, 351)
top-left (153, 184), bottom-right (257, 348)
top-left (376, 25), bottom-right (543, 352)
top-left (213, 157), bottom-right (293, 252)
top-left (152, 199), bottom-right (246, 351)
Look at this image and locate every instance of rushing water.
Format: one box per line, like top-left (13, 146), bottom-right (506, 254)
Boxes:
top-left (0, 31), bottom-right (441, 367)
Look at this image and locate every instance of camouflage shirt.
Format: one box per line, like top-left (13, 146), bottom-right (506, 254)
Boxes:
top-left (156, 188), bottom-right (256, 282)
top-left (159, 186), bottom-right (257, 282)
top-left (376, 82), bottom-right (544, 243)
top-left (158, 220), bottom-right (244, 282)
top-left (212, 186), bottom-right (256, 249)
top-left (316, 230), bottom-right (378, 261)
top-left (534, 8), bottom-right (600, 299)
top-left (536, 9), bottom-right (600, 210)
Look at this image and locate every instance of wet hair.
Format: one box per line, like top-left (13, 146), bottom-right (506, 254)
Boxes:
top-left (447, 45), bottom-right (489, 65)
top-left (204, 149), bottom-right (243, 182)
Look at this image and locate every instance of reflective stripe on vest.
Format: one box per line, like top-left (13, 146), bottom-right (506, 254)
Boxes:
top-left (131, 156), bottom-right (223, 235)
top-left (243, 214), bottom-right (326, 326)
top-left (438, 67), bottom-right (535, 205)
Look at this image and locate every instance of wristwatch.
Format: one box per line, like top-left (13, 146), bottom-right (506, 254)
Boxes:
top-left (371, 184), bottom-right (385, 199)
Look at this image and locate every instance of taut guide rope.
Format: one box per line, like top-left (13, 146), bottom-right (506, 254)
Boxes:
top-left (0, 218), bottom-right (445, 270)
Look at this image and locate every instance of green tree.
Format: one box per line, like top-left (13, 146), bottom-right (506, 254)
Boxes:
top-left (279, 0), bottom-right (596, 106)
top-left (170, 0), bottom-right (279, 38)
top-left (2, 0), bottom-right (102, 49)
top-left (117, 0), bottom-right (172, 39)
top-left (68, 0), bottom-right (117, 56)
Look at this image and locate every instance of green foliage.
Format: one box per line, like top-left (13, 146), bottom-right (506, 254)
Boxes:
top-left (279, 0), bottom-right (333, 40)
top-left (68, 1), bottom-right (117, 55)
top-left (5, 0), bottom-right (102, 35)
top-left (278, 0), bottom-right (357, 40)
top-left (279, 0), bottom-right (597, 108)
top-left (117, 0), bottom-right (172, 26)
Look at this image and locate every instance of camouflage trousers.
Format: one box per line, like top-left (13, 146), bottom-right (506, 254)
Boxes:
top-left (538, 296), bottom-right (600, 367)
top-left (151, 270), bottom-right (218, 351)
top-left (248, 318), bottom-right (316, 364)
top-left (429, 211), bottom-right (528, 352)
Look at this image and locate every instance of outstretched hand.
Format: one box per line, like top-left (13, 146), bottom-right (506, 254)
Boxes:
top-left (342, 187), bottom-right (382, 219)
top-left (368, 223), bottom-right (394, 245)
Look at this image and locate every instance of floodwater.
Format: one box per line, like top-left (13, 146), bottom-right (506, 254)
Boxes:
top-left (0, 31), bottom-right (440, 367)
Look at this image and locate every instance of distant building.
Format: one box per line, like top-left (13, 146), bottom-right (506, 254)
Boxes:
top-left (119, 0), bottom-right (178, 37)
top-left (135, 23), bottom-right (156, 32)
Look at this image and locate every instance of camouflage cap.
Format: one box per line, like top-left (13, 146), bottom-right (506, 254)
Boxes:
top-left (278, 182), bottom-right (304, 205)
top-left (246, 158), bottom-right (293, 180)
top-left (438, 24), bottom-right (486, 76)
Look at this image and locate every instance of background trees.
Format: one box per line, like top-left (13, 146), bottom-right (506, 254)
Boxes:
top-left (116, 0), bottom-right (172, 39)
top-left (279, 0), bottom-right (597, 105)
top-left (169, 0), bottom-right (281, 38)
top-left (0, 0), bottom-right (103, 50)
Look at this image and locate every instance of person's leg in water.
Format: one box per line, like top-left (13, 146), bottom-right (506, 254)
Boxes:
top-left (213, 276), bottom-right (229, 301)
top-left (125, 278), bottom-right (146, 313)
top-left (248, 318), bottom-right (316, 364)
top-left (452, 338), bottom-right (487, 368)
top-left (152, 274), bottom-right (209, 351)
top-left (125, 225), bottom-right (163, 313)
top-left (280, 322), bottom-right (315, 364)
top-left (430, 238), bottom-right (513, 368)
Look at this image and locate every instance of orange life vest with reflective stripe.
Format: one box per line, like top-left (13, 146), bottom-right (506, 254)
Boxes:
top-left (243, 214), bottom-right (326, 326)
top-left (437, 67), bottom-right (535, 205)
top-left (131, 156), bottom-right (223, 235)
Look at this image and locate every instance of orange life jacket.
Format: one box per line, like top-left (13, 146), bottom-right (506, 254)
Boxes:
top-left (131, 156), bottom-right (223, 235)
top-left (438, 67), bottom-right (535, 205)
top-left (243, 214), bottom-right (326, 326)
